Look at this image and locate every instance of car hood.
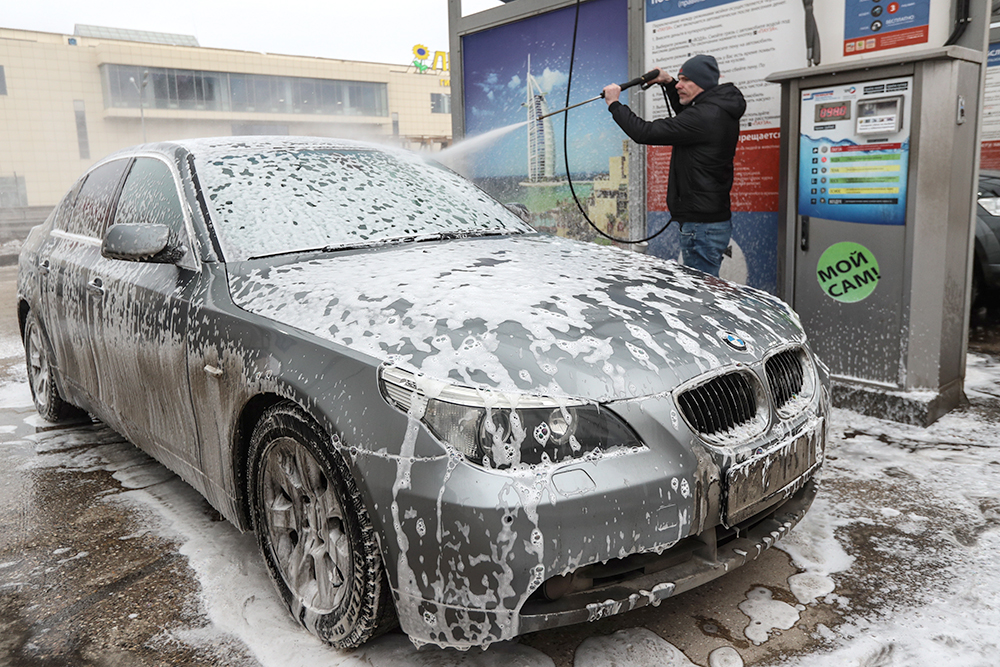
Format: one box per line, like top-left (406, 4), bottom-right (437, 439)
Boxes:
top-left (227, 234), bottom-right (804, 402)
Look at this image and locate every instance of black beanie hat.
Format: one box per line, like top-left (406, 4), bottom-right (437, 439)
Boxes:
top-left (679, 54), bottom-right (719, 91)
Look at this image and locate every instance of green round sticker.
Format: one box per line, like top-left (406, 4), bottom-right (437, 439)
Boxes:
top-left (816, 242), bottom-right (880, 303)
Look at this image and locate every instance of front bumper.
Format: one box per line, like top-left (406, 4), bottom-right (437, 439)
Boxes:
top-left (374, 407), bottom-right (826, 649)
top-left (517, 476), bottom-right (818, 634)
top-left (389, 477), bottom-right (819, 649)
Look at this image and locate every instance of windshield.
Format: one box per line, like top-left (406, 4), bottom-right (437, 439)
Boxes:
top-left (192, 142), bottom-right (533, 261)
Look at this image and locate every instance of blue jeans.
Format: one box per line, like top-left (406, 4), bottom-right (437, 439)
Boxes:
top-left (678, 220), bottom-right (732, 277)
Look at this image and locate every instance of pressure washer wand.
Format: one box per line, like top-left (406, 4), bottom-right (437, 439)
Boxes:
top-left (536, 69), bottom-right (660, 120)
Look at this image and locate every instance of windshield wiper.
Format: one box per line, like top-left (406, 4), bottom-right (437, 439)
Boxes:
top-left (246, 230), bottom-right (519, 260)
top-left (246, 241), bottom-right (374, 261)
top-left (414, 229), bottom-right (516, 243)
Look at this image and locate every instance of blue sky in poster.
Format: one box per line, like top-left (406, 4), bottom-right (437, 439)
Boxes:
top-left (462, 0), bottom-right (629, 177)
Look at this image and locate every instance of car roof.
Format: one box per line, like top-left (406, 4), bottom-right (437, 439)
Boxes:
top-left (104, 136), bottom-right (392, 161)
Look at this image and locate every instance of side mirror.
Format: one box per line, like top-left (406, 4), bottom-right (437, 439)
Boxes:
top-left (505, 202), bottom-right (531, 223)
top-left (102, 223), bottom-right (183, 263)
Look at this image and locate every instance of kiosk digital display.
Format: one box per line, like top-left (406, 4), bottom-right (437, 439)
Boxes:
top-left (814, 100), bottom-right (852, 123)
top-left (798, 76), bottom-right (912, 226)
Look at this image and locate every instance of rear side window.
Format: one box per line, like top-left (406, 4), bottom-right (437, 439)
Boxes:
top-left (66, 159), bottom-right (129, 238)
top-left (51, 178), bottom-right (86, 231)
top-left (114, 157), bottom-right (186, 238)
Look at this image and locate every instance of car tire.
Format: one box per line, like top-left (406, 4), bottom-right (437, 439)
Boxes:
top-left (248, 402), bottom-right (396, 648)
top-left (23, 311), bottom-right (79, 422)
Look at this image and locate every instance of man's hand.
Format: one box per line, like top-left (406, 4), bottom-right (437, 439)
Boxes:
top-left (603, 84), bottom-right (622, 106)
top-left (651, 68), bottom-right (674, 86)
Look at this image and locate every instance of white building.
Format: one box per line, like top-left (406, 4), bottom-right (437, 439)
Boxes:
top-left (0, 25), bottom-right (452, 210)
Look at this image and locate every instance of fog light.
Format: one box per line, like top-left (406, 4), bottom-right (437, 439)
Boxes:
top-left (542, 573), bottom-right (574, 601)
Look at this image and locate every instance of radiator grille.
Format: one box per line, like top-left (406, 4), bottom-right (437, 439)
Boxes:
top-left (764, 348), bottom-right (816, 419)
top-left (765, 348), bottom-right (806, 414)
top-left (677, 372), bottom-right (758, 437)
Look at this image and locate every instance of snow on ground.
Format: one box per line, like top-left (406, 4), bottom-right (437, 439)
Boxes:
top-left (0, 337), bottom-right (23, 361)
top-left (2, 351), bottom-right (999, 666)
top-left (0, 379), bottom-right (31, 409)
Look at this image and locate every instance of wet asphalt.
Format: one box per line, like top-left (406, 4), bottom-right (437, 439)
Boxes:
top-left (1, 262), bottom-right (998, 666)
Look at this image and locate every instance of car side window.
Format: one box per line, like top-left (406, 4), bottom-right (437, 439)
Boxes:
top-left (51, 178), bottom-right (86, 231)
top-left (114, 157), bottom-right (187, 239)
top-left (66, 159), bottom-right (129, 238)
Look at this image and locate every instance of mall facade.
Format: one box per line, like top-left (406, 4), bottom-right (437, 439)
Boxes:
top-left (0, 25), bottom-right (452, 209)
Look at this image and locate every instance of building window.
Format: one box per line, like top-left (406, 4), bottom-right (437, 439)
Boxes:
top-left (101, 64), bottom-right (388, 117)
top-left (232, 123), bottom-right (289, 136)
top-left (0, 66), bottom-right (6, 95)
top-left (74, 100), bottom-right (90, 160)
top-left (431, 93), bottom-right (451, 114)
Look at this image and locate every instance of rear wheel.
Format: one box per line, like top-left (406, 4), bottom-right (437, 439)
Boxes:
top-left (24, 312), bottom-right (77, 422)
top-left (248, 402), bottom-right (396, 648)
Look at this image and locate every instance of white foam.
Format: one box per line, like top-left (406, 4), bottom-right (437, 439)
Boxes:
top-left (574, 627), bottom-right (698, 667)
top-left (738, 586), bottom-right (802, 645)
top-left (708, 646), bottom-right (744, 667)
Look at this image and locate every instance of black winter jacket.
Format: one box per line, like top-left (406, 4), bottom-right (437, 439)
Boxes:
top-left (608, 82), bottom-right (746, 222)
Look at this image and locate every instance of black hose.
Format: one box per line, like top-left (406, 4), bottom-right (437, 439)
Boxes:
top-left (802, 0), bottom-right (821, 66)
top-left (945, 0), bottom-right (971, 46)
top-left (563, 0), bottom-right (672, 245)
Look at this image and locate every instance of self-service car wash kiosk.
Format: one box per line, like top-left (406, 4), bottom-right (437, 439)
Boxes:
top-left (769, 44), bottom-right (987, 425)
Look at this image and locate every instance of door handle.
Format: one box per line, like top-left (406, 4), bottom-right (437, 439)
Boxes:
top-left (87, 277), bottom-right (105, 296)
top-left (800, 216), bottom-right (809, 252)
top-left (38, 259), bottom-right (50, 276)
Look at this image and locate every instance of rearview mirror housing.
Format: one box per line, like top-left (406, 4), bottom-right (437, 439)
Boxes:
top-left (102, 223), bottom-right (184, 263)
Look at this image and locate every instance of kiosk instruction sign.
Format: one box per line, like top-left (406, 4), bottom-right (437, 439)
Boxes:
top-left (798, 76), bottom-right (912, 226)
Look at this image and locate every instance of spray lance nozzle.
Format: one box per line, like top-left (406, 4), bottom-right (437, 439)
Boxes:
top-left (536, 69), bottom-right (661, 121)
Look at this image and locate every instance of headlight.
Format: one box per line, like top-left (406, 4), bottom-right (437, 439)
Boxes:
top-left (378, 366), bottom-right (642, 468)
top-left (979, 196), bottom-right (1000, 217)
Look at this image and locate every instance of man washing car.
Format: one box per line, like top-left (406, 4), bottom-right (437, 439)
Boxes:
top-left (604, 54), bottom-right (746, 277)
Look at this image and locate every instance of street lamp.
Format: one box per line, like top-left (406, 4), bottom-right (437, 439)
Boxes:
top-left (129, 70), bottom-right (149, 142)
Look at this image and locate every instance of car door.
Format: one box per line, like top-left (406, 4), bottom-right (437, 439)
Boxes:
top-left (42, 159), bottom-right (130, 405)
top-left (88, 155), bottom-right (202, 475)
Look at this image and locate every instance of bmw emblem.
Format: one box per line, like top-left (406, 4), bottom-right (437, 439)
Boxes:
top-left (722, 332), bottom-right (747, 351)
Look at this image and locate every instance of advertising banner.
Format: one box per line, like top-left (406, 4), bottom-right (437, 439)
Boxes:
top-left (459, 0), bottom-right (630, 243)
top-left (981, 43), bottom-right (1000, 170)
top-left (643, 0), bottom-right (806, 292)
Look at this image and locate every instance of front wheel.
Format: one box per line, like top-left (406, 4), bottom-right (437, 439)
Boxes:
top-left (248, 402), bottom-right (396, 648)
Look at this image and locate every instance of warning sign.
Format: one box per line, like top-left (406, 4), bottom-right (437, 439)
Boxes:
top-left (816, 242), bottom-right (880, 303)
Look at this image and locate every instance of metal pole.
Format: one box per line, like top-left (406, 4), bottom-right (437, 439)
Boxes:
top-left (129, 71), bottom-right (149, 143)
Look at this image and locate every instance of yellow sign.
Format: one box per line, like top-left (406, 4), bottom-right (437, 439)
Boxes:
top-left (830, 165), bottom-right (901, 173)
top-left (829, 187), bottom-right (900, 195)
top-left (412, 45), bottom-right (449, 73)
